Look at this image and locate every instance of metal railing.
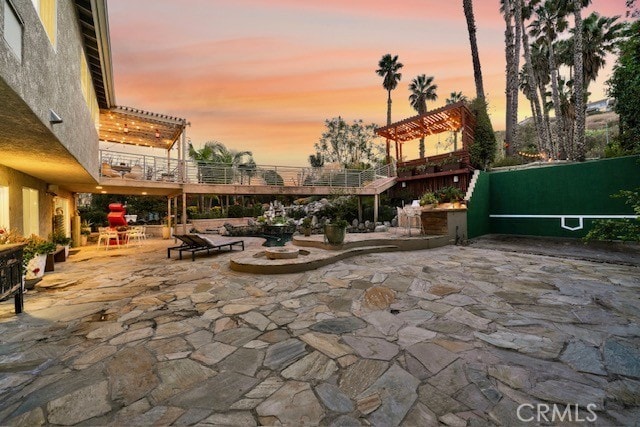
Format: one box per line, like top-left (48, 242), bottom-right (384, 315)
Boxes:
top-left (99, 149), bottom-right (395, 189)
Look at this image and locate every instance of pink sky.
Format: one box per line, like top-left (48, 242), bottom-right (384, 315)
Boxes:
top-left (108, 0), bottom-right (629, 165)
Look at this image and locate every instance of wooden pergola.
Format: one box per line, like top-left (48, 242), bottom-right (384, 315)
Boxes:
top-left (376, 101), bottom-right (475, 162)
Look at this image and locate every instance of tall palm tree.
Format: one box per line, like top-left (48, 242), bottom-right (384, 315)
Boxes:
top-left (572, 0), bottom-right (588, 161)
top-left (518, 0), bottom-right (553, 157)
top-left (502, 0), bottom-right (521, 156)
top-left (446, 92), bottom-right (468, 104)
top-left (445, 92), bottom-right (468, 150)
top-left (409, 75), bottom-right (438, 158)
top-left (530, 0), bottom-right (570, 158)
top-left (376, 54), bottom-right (403, 162)
top-left (463, 0), bottom-right (486, 100)
top-left (376, 54), bottom-right (404, 125)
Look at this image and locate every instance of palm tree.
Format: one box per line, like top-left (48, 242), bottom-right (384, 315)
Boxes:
top-left (446, 92), bottom-right (468, 151)
top-left (409, 75), bottom-right (438, 158)
top-left (572, 0), bottom-right (588, 161)
top-left (502, 0), bottom-right (521, 156)
top-left (517, 0), bottom-right (553, 157)
top-left (376, 54), bottom-right (403, 162)
top-left (463, 0), bottom-right (486, 100)
top-left (530, 0), bottom-right (570, 158)
top-left (446, 92), bottom-right (468, 104)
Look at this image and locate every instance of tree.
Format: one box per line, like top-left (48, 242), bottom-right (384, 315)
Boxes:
top-left (463, 0), bottom-right (486, 100)
top-left (530, 0), bottom-right (570, 158)
top-left (608, 20), bottom-right (640, 153)
top-left (188, 141), bottom-right (255, 212)
top-left (572, 0), bottom-right (587, 161)
top-left (408, 75), bottom-right (438, 158)
top-left (502, 0), bottom-right (521, 156)
top-left (314, 117), bottom-right (381, 167)
top-left (376, 54), bottom-right (403, 162)
top-left (469, 98), bottom-right (497, 169)
top-left (446, 92), bottom-right (468, 104)
top-left (308, 152), bottom-right (324, 168)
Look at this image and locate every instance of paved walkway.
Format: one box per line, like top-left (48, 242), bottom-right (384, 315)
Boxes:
top-left (0, 237), bottom-right (639, 426)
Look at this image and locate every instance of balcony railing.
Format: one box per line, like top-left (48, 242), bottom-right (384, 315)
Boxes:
top-left (99, 150), bottom-right (394, 189)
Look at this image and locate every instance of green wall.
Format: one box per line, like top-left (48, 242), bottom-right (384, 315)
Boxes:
top-left (468, 155), bottom-right (640, 238)
top-left (467, 171), bottom-right (491, 238)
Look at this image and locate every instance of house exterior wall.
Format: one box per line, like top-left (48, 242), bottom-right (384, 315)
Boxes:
top-left (0, 0), bottom-right (99, 177)
top-left (0, 163), bottom-right (53, 237)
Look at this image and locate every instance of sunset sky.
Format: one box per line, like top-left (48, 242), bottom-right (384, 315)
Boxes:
top-left (107, 0), bottom-right (629, 166)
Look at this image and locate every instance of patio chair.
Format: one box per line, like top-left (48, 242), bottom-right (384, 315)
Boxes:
top-left (123, 164), bottom-right (144, 180)
top-left (101, 162), bottom-right (122, 178)
top-left (97, 227), bottom-right (120, 249)
top-left (171, 234), bottom-right (245, 261)
top-left (125, 226), bottom-right (145, 246)
top-left (167, 235), bottom-right (201, 259)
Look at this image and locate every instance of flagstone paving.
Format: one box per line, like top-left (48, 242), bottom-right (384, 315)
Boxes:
top-left (0, 237), bottom-right (639, 426)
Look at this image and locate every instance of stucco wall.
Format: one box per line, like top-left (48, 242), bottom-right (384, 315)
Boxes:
top-left (0, 0), bottom-right (99, 178)
top-left (0, 163), bottom-right (54, 237)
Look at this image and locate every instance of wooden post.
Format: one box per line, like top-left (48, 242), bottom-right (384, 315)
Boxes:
top-left (357, 197), bottom-right (363, 223)
top-left (374, 193), bottom-right (379, 225)
top-left (182, 192), bottom-right (187, 235)
top-left (173, 196), bottom-right (178, 238)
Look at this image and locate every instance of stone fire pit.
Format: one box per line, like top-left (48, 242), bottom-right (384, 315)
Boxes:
top-left (264, 247), bottom-right (300, 260)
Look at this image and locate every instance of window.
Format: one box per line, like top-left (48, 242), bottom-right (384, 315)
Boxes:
top-left (80, 50), bottom-right (99, 128)
top-left (31, 0), bottom-right (56, 46)
top-left (0, 186), bottom-right (9, 229)
top-left (3, 0), bottom-right (23, 60)
top-left (22, 187), bottom-right (39, 236)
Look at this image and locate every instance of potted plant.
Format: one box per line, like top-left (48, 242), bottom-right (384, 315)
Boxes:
top-left (162, 218), bottom-right (171, 239)
top-left (397, 166), bottom-right (413, 178)
top-left (419, 192), bottom-right (439, 210)
top-left (23, 235), bottom-right (56, 281)
top-left (436, 186), bottom-right (465, 209)
top-left (300, 217), bottom-right (312, 237)
top-left (80, 227), bottom-right (91, 246)
top-left (324, 218), bottom-right (349, 245)
top-left (50, 230), bottom-right (72, 258)
top-left (439, 155), bottom-right (462, 172)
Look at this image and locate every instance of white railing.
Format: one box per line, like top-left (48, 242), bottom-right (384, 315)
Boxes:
top-left (99, 149), bottom-right (394, 188)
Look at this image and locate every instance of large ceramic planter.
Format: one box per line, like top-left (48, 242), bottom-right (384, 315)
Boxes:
top-left (162, 226), bottom-right (171, 239)
top-left (324, 224), bottom-right (346, 245)
top-left (80, 235), bottom-right (88, 246)
top-left (25, 254), bottom-right (47, 280)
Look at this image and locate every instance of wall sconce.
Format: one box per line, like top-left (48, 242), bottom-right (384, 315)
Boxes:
top-left (49, 109), bottom-right (63, 125)
top-left (155, 129), bottom-right (160, 139)
top-left (401, 181), bottom-right (407, 188)
top-left (124, 123), bottom-right (129, 133)
top-left (453, 175), bottom-right (459, 183)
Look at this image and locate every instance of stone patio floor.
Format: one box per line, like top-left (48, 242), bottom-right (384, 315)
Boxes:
top-left (0, 236), bottom-right (639, 426)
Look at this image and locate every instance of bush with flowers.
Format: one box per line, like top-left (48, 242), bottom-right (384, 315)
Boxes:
top-left (0, 228), bottom-right (56, 276)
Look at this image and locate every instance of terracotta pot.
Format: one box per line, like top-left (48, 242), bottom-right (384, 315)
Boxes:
top-left (324, 224), bottom-right (346, 245)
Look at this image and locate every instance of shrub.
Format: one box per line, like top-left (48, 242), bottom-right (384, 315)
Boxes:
top-left (469, 98), bottom-right (497, 169)
top-left (227, 204), bottom-right (245, 218)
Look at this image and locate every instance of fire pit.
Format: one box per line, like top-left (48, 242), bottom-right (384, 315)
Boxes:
top-left (264, 247), bottom-right (299, 260)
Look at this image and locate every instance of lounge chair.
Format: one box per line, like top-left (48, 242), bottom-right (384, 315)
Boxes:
top-left (167, 235), bottom-right (200, 258)
top-left (168, 234), bottom-right (244, 261)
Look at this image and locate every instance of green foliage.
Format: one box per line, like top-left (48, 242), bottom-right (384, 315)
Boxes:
top-left (308, 152), bottom-right (324, 167)
top-left (585, 187), bottom-right (640, 242)
top-left (262, 169), bottom-right (284, 186)
top-left (419, 192), bottom-right (439, 206)
top-left (227, 204), bottom-right (245, 218)
top-left (491, 156), bottom-right (525, 168)
top-left (469, 98), bottom-right (497, 169)
top-left (50, 230), bottom-right (71, 246)
top-left (23, 235), bottom-right (56, 270)
top-left (436, 186), bottom-right (464, 203)
top-left (329, 219), bottom-right (349, 228)
top-left (314, 117), bottom-right (383, 167)
top-left (608, 20), bottom-right (640, 154)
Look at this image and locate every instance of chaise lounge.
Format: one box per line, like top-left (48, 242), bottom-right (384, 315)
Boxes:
top-left (168, 234), bottom-right (244, 261)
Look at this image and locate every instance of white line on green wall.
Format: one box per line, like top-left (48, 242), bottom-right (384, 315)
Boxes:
top-left (489, 215), bottom-right (638, 231)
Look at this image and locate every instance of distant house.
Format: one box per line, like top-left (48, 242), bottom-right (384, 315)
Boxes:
top-left (586, 98), bottom-right (614, 114)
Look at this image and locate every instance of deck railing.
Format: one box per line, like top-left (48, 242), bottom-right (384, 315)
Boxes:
top-left (99, 149), bottom-right (394, 189)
